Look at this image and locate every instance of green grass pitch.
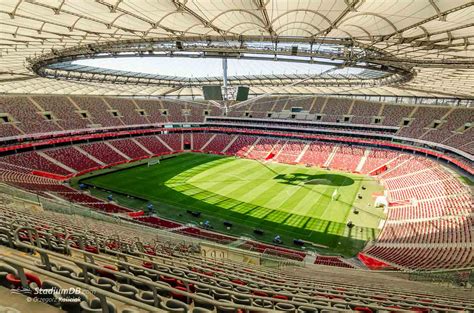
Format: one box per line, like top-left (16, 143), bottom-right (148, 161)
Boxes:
top-left (76, 153), bottom-right (386, 257)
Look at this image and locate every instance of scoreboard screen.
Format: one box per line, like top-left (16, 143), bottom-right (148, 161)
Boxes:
top-left (236, 86), bottom-right (250, 101)
top-left (202, 85), bottom-right (223, 100)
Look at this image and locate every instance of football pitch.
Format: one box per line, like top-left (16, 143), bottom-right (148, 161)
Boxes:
top-left (77, 153), bottom-right (386, 257)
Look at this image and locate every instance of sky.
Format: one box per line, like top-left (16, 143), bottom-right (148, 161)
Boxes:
top-left (73, 56), bottom-right (361, 78)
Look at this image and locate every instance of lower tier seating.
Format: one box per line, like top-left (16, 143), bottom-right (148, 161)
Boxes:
top-left (0, 132), bottom-right (471, 271)
top-left (0, 197), bottom-right (471, 312)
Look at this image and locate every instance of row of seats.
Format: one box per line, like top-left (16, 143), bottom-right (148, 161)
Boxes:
top-left (0, 198), bottom-right (471, 312)
top-left (364, 156), bottom-right (472, 269)
top-left (387, 195), bottom-right (472, 220)
top-left (0, 95), bottom-right (472, 155)
top-left (313, 256), bottom-right (354, 269)
top-left (0, 96), bottom-right (221, 137)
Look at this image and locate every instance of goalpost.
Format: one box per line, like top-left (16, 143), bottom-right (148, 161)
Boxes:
top-left (147, 159), bottom-right (161, 167)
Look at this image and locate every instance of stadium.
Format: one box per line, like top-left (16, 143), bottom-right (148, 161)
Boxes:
top-left (0, 0), bottom-right (473, 312)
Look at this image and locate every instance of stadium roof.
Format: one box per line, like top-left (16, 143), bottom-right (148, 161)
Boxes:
top-left (0, 0), bottom-right (473, 99)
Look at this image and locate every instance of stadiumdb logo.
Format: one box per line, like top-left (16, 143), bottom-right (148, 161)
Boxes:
top-left (10, 287), bottom-right (84, 304)
top-left (11, 286), bottom-right (82, 295)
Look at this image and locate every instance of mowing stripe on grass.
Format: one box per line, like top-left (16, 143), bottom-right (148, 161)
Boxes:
top-left (77, 153), bottom-right (384, 257)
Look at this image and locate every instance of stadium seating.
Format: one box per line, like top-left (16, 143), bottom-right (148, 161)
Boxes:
top-left (187, 104), bottom-right (210, 123)
top-left (299, 142), bottom-right (335, 167)
top-left (309, 97), bottom-right (327, 114)
top-left (105, 98), bottom-right (149, 125)
top-left (0, 132), bottom-right (471, 273)
top-left (79, 142), bottom-right (128, 164)
top-left (162, 100), bottom-right (187, 123)
top-left (328, 146), bottom-right (365, 172)
top-left (246, 138), bottom-right (281, 159)
top-left (0, 91), bottom-right (473, 302)
top-left (70, 96), bottom-right (124, 127)
top-left (192, 133), bottom-right (215, 151)
top-left (360, 156), bottom-right (473, 270)
top-left (0, 124), bottom-right (22, 138)
top-left (43, 147), bottom-right (101, 172)
top-left (224, 135), bottom-right (258, 157)
top-left (363, 246), bottom-right (471, 270)
top-left (133, 99), bottom-right (169, 123)
top-left (274, 140), bottom-right (306, 164)
top-left (2, 151), bottom-right (72, 175)
top-left (158, 134), bottom-right (183, 151)
top-left (314, 256), bottom-right (355, 269)
top-left (0, 96), bottom-right (61, 134)
top-left (135, 136), bottom-right (173, 155)
top-left (250, 96), bottom-right (279, 113)
top-left (0, 194), bottom-right (472, 312)
top-left (203, 134), bottom-right (233, 154)
top-left (321, 98), bottom-right (353, 122)
top-left (420, 107), bottom-right (473, 145)
top-left (443, 127), bottom-right (474, 153)
top-left (397, 106), bottom-right (451, 138)
top-left (350, 100), bottom-right (382, 124)
top-left (31, 95), bottom-right (91, 130)
top-left (0, 95), bottom-right (472, 157)
top-left (108, 139), bottom-right (151, 159)
top-left (283, 96), bottom-right (313, 111)
top-left (359, 149), bottom-right (401, 174)
top-left (221, 96), bottom-right (473, 154)
top-left (379, 104), bottom-right (415, 126)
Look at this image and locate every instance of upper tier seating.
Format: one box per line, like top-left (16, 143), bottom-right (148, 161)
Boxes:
top-left (31, 95), bottom-right (90, 130)
top-left (104, 98), bottom-right (149, 125)
top-left (350, 100), bottom-right (382, 124)
top-left (380, 104), bottom-right (415, 126)
top-left (283, 97), bottom-right (313, 111)
top-left (0, 124), bottom-right (22, 138)
top-left (0, 96), bottom-right (60, 134)
top-left (70, 96), bottom-right (123, 127)
top-left (162, 100), bottom-right (187, 123)
top-left (321, 98), bottom-right (353, 122)
top-left (309, 97), bottom-right (327, 114)
top-left (133, 99), bottom-right (168, 123)
top-left (397, 106), bottom-right (451, 138)
top-left (0, 95), bottom-right (472, 156)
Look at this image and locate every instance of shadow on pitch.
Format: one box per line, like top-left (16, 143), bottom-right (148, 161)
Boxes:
top-left (273, 173), bottom-right (355, 186)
